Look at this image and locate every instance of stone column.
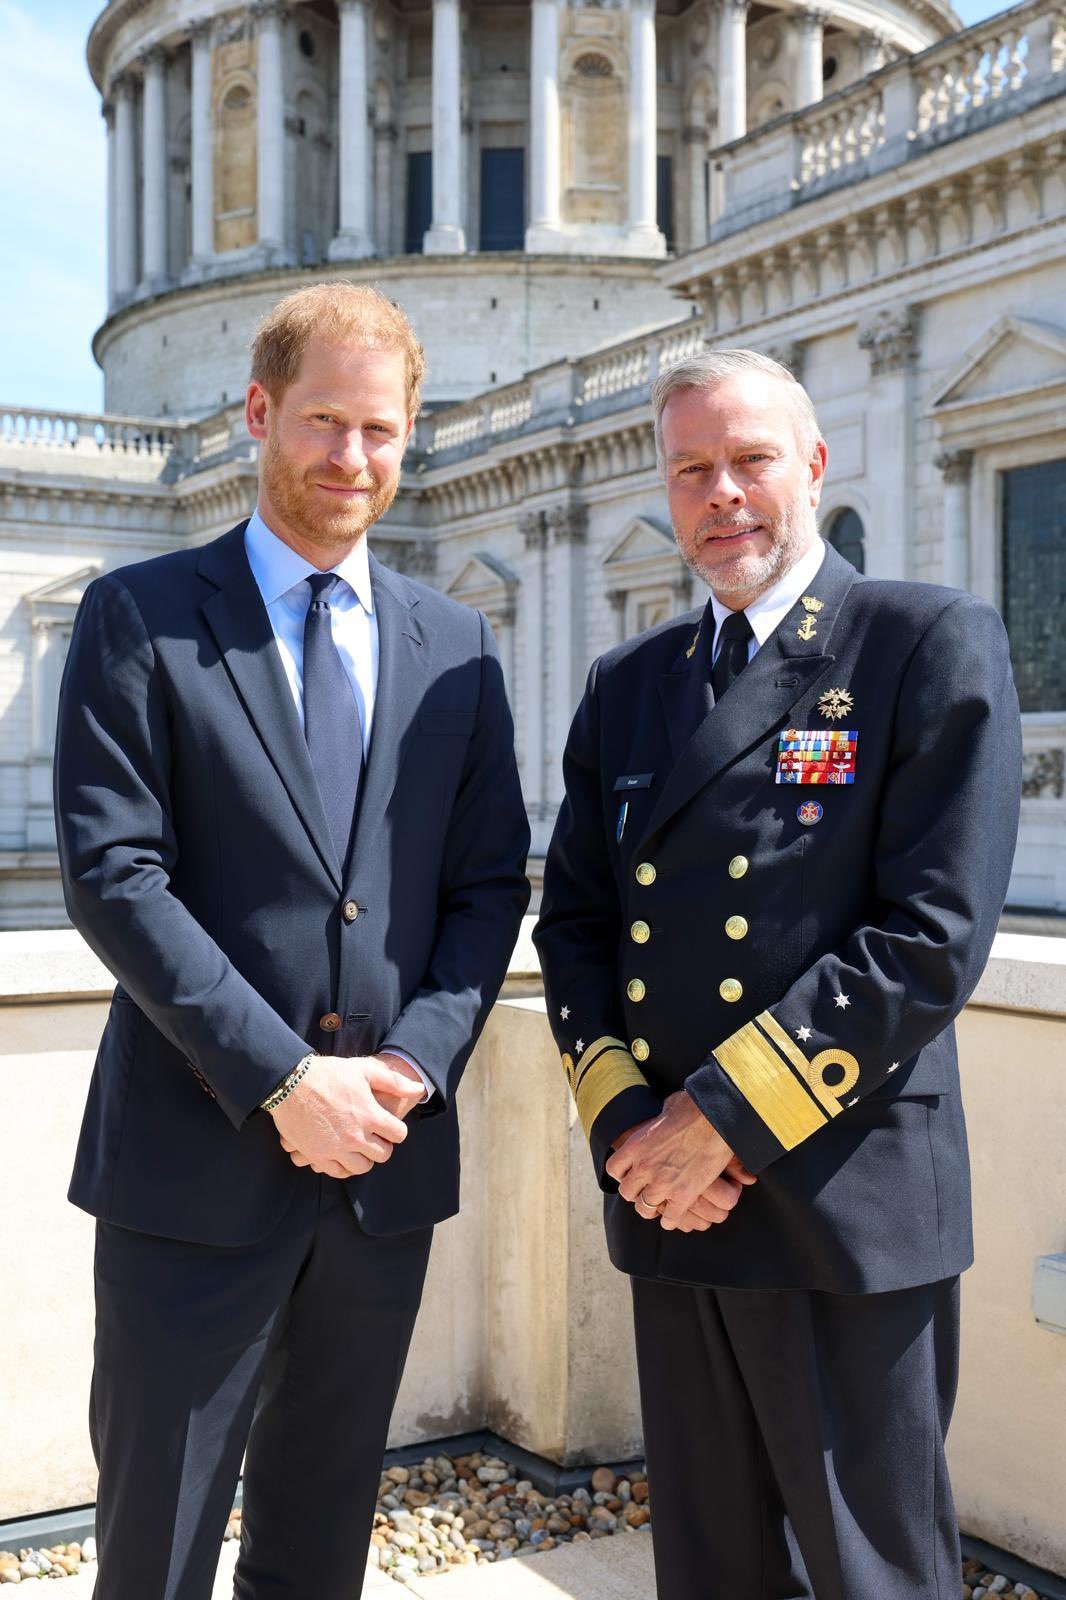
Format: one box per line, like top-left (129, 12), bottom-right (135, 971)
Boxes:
top-left (626, 0), bottom-right (665, 253)
top-left (520, 512), bottom-right (547, 831)
top-left (857, 304), bottom-right (919, 579)
top-left (547, 503), bottom-right (588, 807)
top-left (140, 48), bottom-right (169, 288)
top-left (793, 9), bottom-right (826, 110)
top-left (330, 0), bottom-right (373, 259)
top-left (104, 102), bottom-right (117, 306)
top-left (717, 0), bottom-right (749, 144)
top-left (684, 124), bottom-right (708, 249)
top-left (526, 0), bottom-right (562, 250)
top-left (424, 0), bottom-right (466, 253)
top-left (188, 19), bottom-right (215, 270)
top-left (112, 75), bottom-right (138, 300)
top-left (935, 449), bottom-right (974, 589)
top-left (254, 0), bottom-right (287, 257)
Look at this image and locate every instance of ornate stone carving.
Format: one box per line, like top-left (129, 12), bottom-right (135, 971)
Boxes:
top-left (857, 303), bottom-right (919, 375)
top-left (519, 510), bottom-right (547, 549)
top-left (934, 449), bottom-right (974, 485)
top-left (546, 503), bottom-right (589, 543)
top-left (764, 341), bottom-right (804, 379)
top-left (1023, 749), bottom-right (1066, 800)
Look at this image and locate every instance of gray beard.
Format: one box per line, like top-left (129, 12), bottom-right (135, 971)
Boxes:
top-left (681, 502), bottom-right (816, 600)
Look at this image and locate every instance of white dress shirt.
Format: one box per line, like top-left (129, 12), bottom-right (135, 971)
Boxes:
top-left (244, 507), bottom-right (432, 1099)
top-left (709, 538), bottom-right (828, 667)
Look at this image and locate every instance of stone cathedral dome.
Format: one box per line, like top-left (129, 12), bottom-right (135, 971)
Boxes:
top-left (87, 0), bottom-right (957, 417)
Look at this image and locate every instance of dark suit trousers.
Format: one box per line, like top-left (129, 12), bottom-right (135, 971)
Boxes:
top-left (90, 1177), bottom-right (432, 1600)
top-left (631, 1275), bottom-right (961, 1600)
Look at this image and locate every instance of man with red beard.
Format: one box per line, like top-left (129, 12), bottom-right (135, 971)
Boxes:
top-left (54, 284), bottom-right (530, 1600)
top-left (534, 349), bottom-right (1021, 1598)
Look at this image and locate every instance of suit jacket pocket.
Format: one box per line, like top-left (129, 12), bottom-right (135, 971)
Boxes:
top-left (418, 710), bottom-right (477, 736)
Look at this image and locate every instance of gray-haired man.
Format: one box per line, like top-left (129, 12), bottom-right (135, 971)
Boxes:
top-left (534, 350), bottom-right (1020, 1597)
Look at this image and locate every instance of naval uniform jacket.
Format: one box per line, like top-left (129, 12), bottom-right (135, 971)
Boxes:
top-left (533, 541), bottom-right (1021, 1294)
top-left (55, 521), bottom-right (530, 1248)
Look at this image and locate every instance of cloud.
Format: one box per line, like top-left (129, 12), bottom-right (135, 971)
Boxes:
top-left (0, 0), bottom-right (106, 411)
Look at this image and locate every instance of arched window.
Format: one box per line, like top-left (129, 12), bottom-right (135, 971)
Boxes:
top-left (826, 507), bottom-right (865, 572)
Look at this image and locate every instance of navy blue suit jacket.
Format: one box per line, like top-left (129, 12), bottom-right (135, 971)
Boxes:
top-left (534, 543), bottom-right (1021, 1293)
top-left (55, 522), bottom-right (530, 1246)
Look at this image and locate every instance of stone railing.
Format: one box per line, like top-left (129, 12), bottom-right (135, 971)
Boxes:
top-left (0, 406), bottom-right (180, 460)
top-left (421, 317), bottom-right (712, 460)
top-left (710, 0), bottom-right (1065, 237)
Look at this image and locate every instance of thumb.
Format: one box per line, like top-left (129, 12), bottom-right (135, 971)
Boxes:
top-left (724, 1155), bottom-right (758, 1186)
top-left (365, 1059), bottom-right (422, 1098)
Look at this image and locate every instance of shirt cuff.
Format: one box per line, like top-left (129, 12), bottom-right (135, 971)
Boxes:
top-left (381, 1048), bottom-right (433, 1103)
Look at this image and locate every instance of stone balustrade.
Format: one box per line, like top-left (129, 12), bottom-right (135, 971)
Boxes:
top-left (710, 0), bottom-right (1064, 238)
top-left (0, 407), bottom-right (180, 460)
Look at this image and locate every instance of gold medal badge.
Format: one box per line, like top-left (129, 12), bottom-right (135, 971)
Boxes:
top-left (817, 687), bottom-right (854, 722)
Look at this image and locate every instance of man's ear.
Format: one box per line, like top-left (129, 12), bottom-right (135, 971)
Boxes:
top-left (809, 439), bottom-right (829, 507)
top-left (246, 381), bottom-right (270, 442)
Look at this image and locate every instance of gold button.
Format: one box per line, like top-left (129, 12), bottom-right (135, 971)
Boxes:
top-left (319, 1011), bottom-right (342, 1032)
top-left (627, 978), bottom-right (646, 1003)
top-left (725, 915), bottom-right (748, 941)
top-left (719, 979), bottom-right (744, 1004)
top-left (635, 862), bottom-right (657, 886)
top-left (728, 855), bottom-right (749, 880)
top-left (342, 900), bottom-right (360, 923)
top-left (631, 920), bottom-right (650, 945)
top-left (631, 1038), bottom-right (650, 1062)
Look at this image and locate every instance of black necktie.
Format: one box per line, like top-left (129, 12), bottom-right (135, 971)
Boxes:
top-left (710, 610), bottom-right (754, 703)
top-left (302, 572), bottom-right (364, 871)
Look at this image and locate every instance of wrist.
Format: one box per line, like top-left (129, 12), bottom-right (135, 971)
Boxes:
top-left (262, 1053), bottom-right (316, 1115)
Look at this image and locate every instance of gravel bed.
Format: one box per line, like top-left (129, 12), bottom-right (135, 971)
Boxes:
top-left (0, 1471), bottom-right (1054, 1595)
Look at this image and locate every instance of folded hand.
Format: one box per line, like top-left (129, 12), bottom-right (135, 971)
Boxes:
top-left (270, 1053), bottom-right (417, 1179)
top-left (607, 1092), bottom-right (756, 1232)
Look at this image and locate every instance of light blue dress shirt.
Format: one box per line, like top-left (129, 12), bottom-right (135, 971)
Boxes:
top-left (244, 507), bottom-right (431, 1099)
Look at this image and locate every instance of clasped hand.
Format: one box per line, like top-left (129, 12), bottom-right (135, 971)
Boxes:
top-left (268, 1052), bottom-right (426, 1180)
top-left (605, 1090), bottom-right (756, 1232)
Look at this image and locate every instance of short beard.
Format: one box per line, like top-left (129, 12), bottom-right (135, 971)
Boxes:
top-left (262, 432), bottom-right (399, 552)
top-left (681, 501), bottom-right (816, 601)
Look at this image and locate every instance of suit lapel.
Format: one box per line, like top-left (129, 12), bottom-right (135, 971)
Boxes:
top-left (639, 543), bottom-right (859, 846)
top-left (345, 555), bottom-right (431, 888)
top-left (198, 523), bottom-right (342, 889)
top-left (656, 600), bottom-right (716, 763)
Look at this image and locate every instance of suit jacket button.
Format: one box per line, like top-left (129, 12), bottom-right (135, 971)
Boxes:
top-left (343, 900), bottom-right (360, 923)
top-left (728, 855), bottom-right (749, 879)
top-left (631, 1038), bottom-right (650, 1062)
top-left (725, 915), bottom-right (749, 940)
top-left (719, 979), bottom-right (744, 1003)
top-left (627, 978), bottom-right (647, 1003)
top-left (635, 862), bottom-right (657, 886)
top-left (319, 1012), bottom-right (342, 1032)
top-left (630, 920), bottom-right (651, 944)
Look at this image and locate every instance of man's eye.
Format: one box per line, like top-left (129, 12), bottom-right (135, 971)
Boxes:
top-left (314, 414), bottom-right (337, 424)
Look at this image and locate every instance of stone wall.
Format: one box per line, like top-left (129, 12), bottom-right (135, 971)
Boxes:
top-left (0, 925), bottom-right (1063, 1577)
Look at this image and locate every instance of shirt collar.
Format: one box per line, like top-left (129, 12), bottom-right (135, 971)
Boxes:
top-left (244, 506), bottom-right (374, 614)
top-left (709, 537), bottom-right (827, 651)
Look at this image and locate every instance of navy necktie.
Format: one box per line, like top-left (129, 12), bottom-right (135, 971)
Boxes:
top-left (302, 572), bottom-right (363, 872)
top-left (710, 610), bottom-right (754, 703)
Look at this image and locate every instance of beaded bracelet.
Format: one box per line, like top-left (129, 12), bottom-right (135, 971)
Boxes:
top-left (260, 1052), bottom-right (315, 1113)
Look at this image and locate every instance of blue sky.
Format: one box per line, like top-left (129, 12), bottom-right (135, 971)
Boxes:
top-left (1, 0), bottom-right (1006, 417)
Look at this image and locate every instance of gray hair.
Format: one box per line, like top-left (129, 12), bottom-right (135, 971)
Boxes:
top-left (650, 348), bottom-right (822, 471)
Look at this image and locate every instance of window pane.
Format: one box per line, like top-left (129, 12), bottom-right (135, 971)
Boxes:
top-left (405, 152), bottom-right (432, 254)
top-left (480, 148), bottom-right (525, 251)
top-left (827, 508), bottom-right (865, 573)
top-left (1002, 458), bottom-right (1066, 712)
top-left (656, 155), bottom-right (674, 251)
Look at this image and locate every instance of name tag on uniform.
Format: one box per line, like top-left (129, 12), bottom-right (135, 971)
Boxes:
top-left (775, 729), bottom-right (857, 785)
top-left (613, 773), bottom-right (654, 792)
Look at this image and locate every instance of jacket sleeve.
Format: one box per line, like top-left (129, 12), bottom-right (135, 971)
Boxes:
top-left (685, 594), bottom-right (1022, 1173)
top-left (534, 660), bottom-right (663, 1186)
top-left (380, 612), bottom-right (531, 1108)
top-left (54, 575), bottom-right (311, 1129)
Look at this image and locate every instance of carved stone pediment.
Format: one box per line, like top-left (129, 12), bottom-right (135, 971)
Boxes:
top-left (444, 551), bottom-right (519, 612)
top-left (602, 515), bottom-right (677, 573)
top-left (930, 316), bottom-right (1066, 414)
top-left (25, 565), bottom-right (100, 626)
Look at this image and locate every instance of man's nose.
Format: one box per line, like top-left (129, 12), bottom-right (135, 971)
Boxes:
top-left (704, 468), bottom-right (746, 509)
top-left (330, 430), bottom-right (369, 473)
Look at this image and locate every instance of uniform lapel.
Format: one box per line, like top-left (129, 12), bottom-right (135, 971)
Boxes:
top-left (198, 523), bottom-right (341, 889)
top-left (639, 542), bottom-right (858, 845)
top-left (345, 554), bottom-right (431, 887)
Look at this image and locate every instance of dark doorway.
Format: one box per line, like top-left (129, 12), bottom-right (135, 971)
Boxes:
top-left (657, 155), bottom-right (674, 251)
top-left (480, 148), bottom-right (525, 251)
top-left (404, 151), bottom-right (432, 254)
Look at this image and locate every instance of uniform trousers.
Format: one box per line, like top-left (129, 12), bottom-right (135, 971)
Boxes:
top-left (631, 1274), bottom-right (961, 1600)
top-left (90, 1176), bottom-right (432, 1600)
